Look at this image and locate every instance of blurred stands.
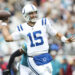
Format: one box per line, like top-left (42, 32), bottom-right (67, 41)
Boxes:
top-left (0, 0), bottom-right (75, 75)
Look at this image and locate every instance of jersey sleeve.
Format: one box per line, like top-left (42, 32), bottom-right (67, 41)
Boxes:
top-left (11, 24), bottom-right (23, 41)
top-left (46, 18), bottom-right (57, 36)
top-left (11, 32), bottom-right (21, 41)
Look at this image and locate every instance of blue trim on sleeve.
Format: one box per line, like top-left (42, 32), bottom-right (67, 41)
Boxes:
top-left (45, 18), bottom-right (46, 25)
top-left (17, 26), bottom-right (20, 31)
top-left (42, 18), bottom-right (43, 25)
top-left (20, 24), bottom-right (23, 31)
top-left (42, 18), bottom-right (46, 26)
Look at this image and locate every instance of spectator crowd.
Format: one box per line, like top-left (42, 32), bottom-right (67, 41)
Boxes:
top-left (0, 0), bottom-right (75, 75)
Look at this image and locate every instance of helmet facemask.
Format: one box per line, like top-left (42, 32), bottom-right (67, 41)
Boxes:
top-left (28, 11), bottom-right (38, 23)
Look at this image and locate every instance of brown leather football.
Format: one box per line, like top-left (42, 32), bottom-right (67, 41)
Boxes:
top-left (0, 10), bottom-right (11, 21)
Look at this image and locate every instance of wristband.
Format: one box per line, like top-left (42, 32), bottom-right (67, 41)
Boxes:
top-left (2, 22), bottom-right (7, 26)
top-left (61, 36), bottom-right (67, 42)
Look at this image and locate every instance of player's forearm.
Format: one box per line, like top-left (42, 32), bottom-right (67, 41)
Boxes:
top-left (7, 49), bottom-right (22, 69)
top-left (56, 33), bottom-right (75, 43)
top-left (0, 26), bottom-right (2, 30)
top-left (2, 26), bottom-right (13, 42)
top-left (56, 33), bottom-right (63, 40)
top-left (56, 33), bottom-right (67, 42)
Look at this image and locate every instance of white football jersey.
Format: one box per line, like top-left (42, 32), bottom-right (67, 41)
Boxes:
top-left (11, 18), bottom-right (57, 56)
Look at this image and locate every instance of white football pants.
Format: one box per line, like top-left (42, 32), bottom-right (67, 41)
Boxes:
top-left (28, 57), bottom-right (53, 75)
top-left (19, 64), bottom-right (36, 75)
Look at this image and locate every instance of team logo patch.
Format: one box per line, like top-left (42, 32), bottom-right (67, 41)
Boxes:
top-left (33, 53), bottom-right (52, 66)
top-left (43, 57), bottom-right (47, 62)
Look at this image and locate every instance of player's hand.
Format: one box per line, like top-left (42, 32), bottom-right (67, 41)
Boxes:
top-left (66, 36), bottom-right (75, 43)
top-left (3, 69), bottom-right (10, 75)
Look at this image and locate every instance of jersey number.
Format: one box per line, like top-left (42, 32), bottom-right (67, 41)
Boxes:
top-left (27, 30), bottom-right (44, 47)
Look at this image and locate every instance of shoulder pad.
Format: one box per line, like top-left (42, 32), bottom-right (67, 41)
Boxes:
top-left (22, 42), bottom-right (27, 53)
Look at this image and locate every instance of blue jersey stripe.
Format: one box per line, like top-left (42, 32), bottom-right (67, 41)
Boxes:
top-left (20, 24), bottom-right (23, 31)
top-left (42, 18), bottom-right (43, 25)
top-left (42, 18), bottom-right (46, 26)
top-left (45, 18), bottom-right (46, 25)
top-left (17, 26), bottom-right (20, 31)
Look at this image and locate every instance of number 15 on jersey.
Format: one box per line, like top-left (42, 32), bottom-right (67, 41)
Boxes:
top-left (27, 30), bottom-right (44, 47)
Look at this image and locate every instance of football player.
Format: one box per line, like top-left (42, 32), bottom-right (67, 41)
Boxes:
top-left (1, 4), bottom-right (75, 75)
top-left (3, 42), bottom-right (35, 75)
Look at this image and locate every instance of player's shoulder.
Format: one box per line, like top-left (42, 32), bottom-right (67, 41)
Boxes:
top-left (37, 18), bottom-right (50, 26)
top-left (16, 23), bottom-right (27, 32)
top-left (22, 42), bottom-right (27, 53)
top-left (37, 18), bottom-right (47, 23)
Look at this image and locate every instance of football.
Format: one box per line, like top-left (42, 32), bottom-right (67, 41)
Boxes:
top-left (0, 10), bottom-right (11, 21)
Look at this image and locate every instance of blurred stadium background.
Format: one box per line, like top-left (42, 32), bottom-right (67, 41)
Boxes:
top-left (0, 0), bottom-right (75, 75)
